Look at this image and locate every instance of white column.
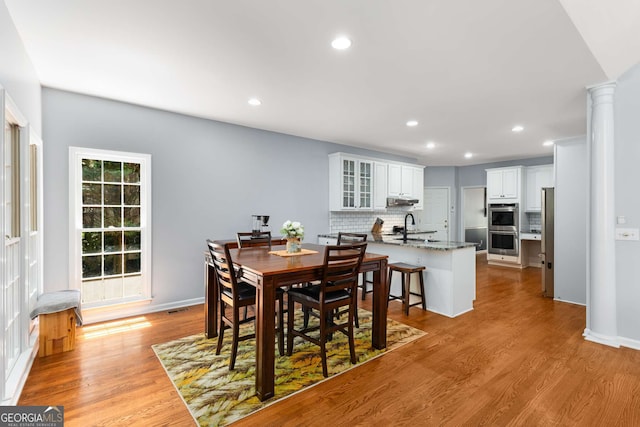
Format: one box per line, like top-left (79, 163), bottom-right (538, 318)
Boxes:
top-left (584, 82), bottom-right (618, 347)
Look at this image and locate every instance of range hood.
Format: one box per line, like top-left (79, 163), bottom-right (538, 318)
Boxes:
top-left (386, 196), bottom-right (419, 207)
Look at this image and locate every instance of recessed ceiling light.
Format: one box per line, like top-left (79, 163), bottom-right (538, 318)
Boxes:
top-left (331, 36), bottom-right (352, 50)
top-left (512, 125), bottom-right (524, 132)
top-left (464, 152), bottom-right (473, 159)
top-left (248, 98), bottom-right (262, 106)
top-left (406, 120), bottom-right (418, 127)
top-left (543, 140), bottom-right (554, 146)
top-left (426, 142), bottom-right (435, 149)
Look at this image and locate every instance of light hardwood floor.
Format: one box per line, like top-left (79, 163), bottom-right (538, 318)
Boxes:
top-left (19, 255), bottom-right (640, 426)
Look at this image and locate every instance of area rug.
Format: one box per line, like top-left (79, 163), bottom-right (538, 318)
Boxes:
top-left (152, 308), bottom-right (426, 426)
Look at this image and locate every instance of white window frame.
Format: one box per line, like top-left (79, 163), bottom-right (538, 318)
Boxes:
top-left (69, 147), bottom-right (152, 309)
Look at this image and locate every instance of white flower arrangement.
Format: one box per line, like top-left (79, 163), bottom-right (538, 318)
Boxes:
top-left (280, 220), bottom-right (304, 239)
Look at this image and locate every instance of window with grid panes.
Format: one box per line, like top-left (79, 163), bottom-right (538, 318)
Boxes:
top-left (70, 148), bottom-right (151, 306)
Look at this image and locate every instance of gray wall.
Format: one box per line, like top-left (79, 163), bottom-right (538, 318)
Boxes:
top-left (0, 3), bottom-right (41, 133)
top-left (42, 88), bottom-right (415, 307)
top-left (614, 63), bottom-right (640, 342)
top-left (554, 137), bottom-right (587, 305)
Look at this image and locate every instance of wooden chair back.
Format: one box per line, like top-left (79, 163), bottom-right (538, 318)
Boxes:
top-left (236, 231), bottom-right (272, 249)
top-left (337, 232), bottom-right (367, 245)
top-left (206, 239), bottom-right (238, 300)
top-left (320, 242), bottom-right (367, 299)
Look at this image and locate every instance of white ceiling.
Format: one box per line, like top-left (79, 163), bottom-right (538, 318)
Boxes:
top-left (5, 0), bottom-right (638, 166)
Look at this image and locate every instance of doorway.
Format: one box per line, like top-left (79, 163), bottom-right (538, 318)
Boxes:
top-left (419, 187), bottom-right (450, 241)
top-left (462, 186), bottom-right (487, 251)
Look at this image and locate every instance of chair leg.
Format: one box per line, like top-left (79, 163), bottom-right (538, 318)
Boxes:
top-left (360, 272), bottom-right (367, 301)
top-left (419, 271), bottom-right (427, 310)
top-left (287, 300), bottom-right (295, 356)
top-left (277, 295), bottom-right (285, 356)
top-left (348, 308), bottom-right (357, 365)
top-left (402, 273), bottom-right (409, 316)
top-left (303, 306), bottom-right (311, 329)
top-left (320, 313), bottom-right (328, 378)
top-left (229, 306), bottom-right (240, 370)
top-left (387, 269), bottom-right (393, 308)
top-left (215, 301), bottom-right (226, 355)
top-left (354, 293), bottom-right (360, 328)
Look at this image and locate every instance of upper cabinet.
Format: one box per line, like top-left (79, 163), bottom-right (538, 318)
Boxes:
top-left (329, 154), bottom-right (373, 211)
top-left (329, 153), bottom-right (424, 211)
top-left (525, 165), bottom-right (553, 211)
top-left (388, 164), bottom-right (424, 209)
top-left (373, 162), bottom-right (388, 210)
top-left (486, 166), bottom-right (522, 202)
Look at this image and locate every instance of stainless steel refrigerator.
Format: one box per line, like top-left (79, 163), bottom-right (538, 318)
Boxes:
top-left (541, 187), bottom-right (554, 297)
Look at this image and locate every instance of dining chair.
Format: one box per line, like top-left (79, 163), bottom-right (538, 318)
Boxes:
top-left (236, 231), bottom-right (272, 249)
top-left (336, 232), bottom-right (368, 328)
top-left (286, 242), bottom-right (367, 377)
top-left (206, 239), bottom-right (285, 370)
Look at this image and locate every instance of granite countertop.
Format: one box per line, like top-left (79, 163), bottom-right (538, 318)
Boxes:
top-left (317, 232), bottom-right (477, 251)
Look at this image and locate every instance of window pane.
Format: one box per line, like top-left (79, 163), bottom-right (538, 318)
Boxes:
top-left (124, 253), bottom-right (141, 274)
top-left (82, 183), bottom-right (102, 205)
top-left (123, 162), bottom-right (140, 183)
top-left (104, 184), bottom-right (121, 205)
top-left (123, 185), bottom-right (140, 205)
top-left (104, 161), bottom-right (121, 182)
top-left (83, 207), bottom-right (102, 228)
top-left (104, 254), bottom-right (122, 276)
top-left (82, 159), bottom-right (102, 181)
top-left (124, 207), bottom-right (140, 227)
top-left (104, 231), bottom-right (122, 252)
top-left (82, 232), bottom-right (102, 254)
top-left (82, 255), bottom-right (102, 278)
top-left (104, 207), bottom-right (122, 227)
top-left (124, 231), bottom-right (141, 251)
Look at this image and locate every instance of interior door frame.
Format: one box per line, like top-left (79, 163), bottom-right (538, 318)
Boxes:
top-left (460, 185), bottom-right (487, 252)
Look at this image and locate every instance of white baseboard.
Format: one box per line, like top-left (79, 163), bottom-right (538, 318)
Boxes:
top-left (553, 297), bottom-right (586, 307)
top-left (82, 297), bottom-right (205, 325)
top-left (618, 336), bottom-right (640, 351)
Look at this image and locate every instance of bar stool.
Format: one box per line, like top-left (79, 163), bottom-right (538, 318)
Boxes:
top-left (387, 263), bottom-right (427, 315)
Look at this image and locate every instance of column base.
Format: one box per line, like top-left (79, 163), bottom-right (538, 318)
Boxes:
top-left (583, 328), bottom-right (620, 348)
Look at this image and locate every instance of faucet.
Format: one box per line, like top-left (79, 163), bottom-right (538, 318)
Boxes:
top-left (403, 213), bottom-right (415, 242)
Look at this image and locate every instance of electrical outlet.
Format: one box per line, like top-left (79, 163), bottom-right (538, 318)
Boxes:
top-left (615, 228), bottom-right (639, 241)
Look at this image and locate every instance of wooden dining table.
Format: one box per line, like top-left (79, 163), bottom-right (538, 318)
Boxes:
top-left (204, 242), bottom-right (389, 401)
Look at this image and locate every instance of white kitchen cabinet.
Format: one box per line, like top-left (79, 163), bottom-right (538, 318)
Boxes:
top-left (411, 167), bottom-right (424, 210)
top-left (388, 164), bottom-right (424, 208)
top-left (486, 167), bottom-right (522, 202)
top-left (329, 154), bottom-right (373, 211)
top-left (525, 165), bottom-right (553, 211)
top-left (387, 164), bottom-right (402, 196)
top-left (373, 162), bottom-right (388, 210)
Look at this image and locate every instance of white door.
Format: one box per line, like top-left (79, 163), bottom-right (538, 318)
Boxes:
top-left (420, 187), bottom-right (449, 241)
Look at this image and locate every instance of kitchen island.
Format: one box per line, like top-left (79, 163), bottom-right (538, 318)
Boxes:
top-left (318, 233), bottom-right (477, 318)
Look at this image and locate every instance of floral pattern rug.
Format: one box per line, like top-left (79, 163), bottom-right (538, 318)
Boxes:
top-left (152, 308), bottom-right (426, 426)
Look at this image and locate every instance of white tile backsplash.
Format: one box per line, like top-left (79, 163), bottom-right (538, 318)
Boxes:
top-left (329, 208), bottom-right (419, 234)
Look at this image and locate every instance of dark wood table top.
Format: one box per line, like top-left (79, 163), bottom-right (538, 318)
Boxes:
top-left (228, 243), bottom-right (388, 277)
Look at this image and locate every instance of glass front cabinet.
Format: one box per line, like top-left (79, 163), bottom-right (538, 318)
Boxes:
top-left (329, 154), bottom-right (373, 210)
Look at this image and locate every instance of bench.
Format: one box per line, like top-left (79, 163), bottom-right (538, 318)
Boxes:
top-left (30, 290), bottom-right (83, 357)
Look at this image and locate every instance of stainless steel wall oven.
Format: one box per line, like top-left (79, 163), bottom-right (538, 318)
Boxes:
top-left (488, 203), bottom-right (519, 230)
top-left (488, 203), bottom-right (519, 256)
top-left (488, 229), bottom-right (519, 256)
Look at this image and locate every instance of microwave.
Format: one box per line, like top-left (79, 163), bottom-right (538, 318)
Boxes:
top-left (488, 203), bottom-right (519, 230)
